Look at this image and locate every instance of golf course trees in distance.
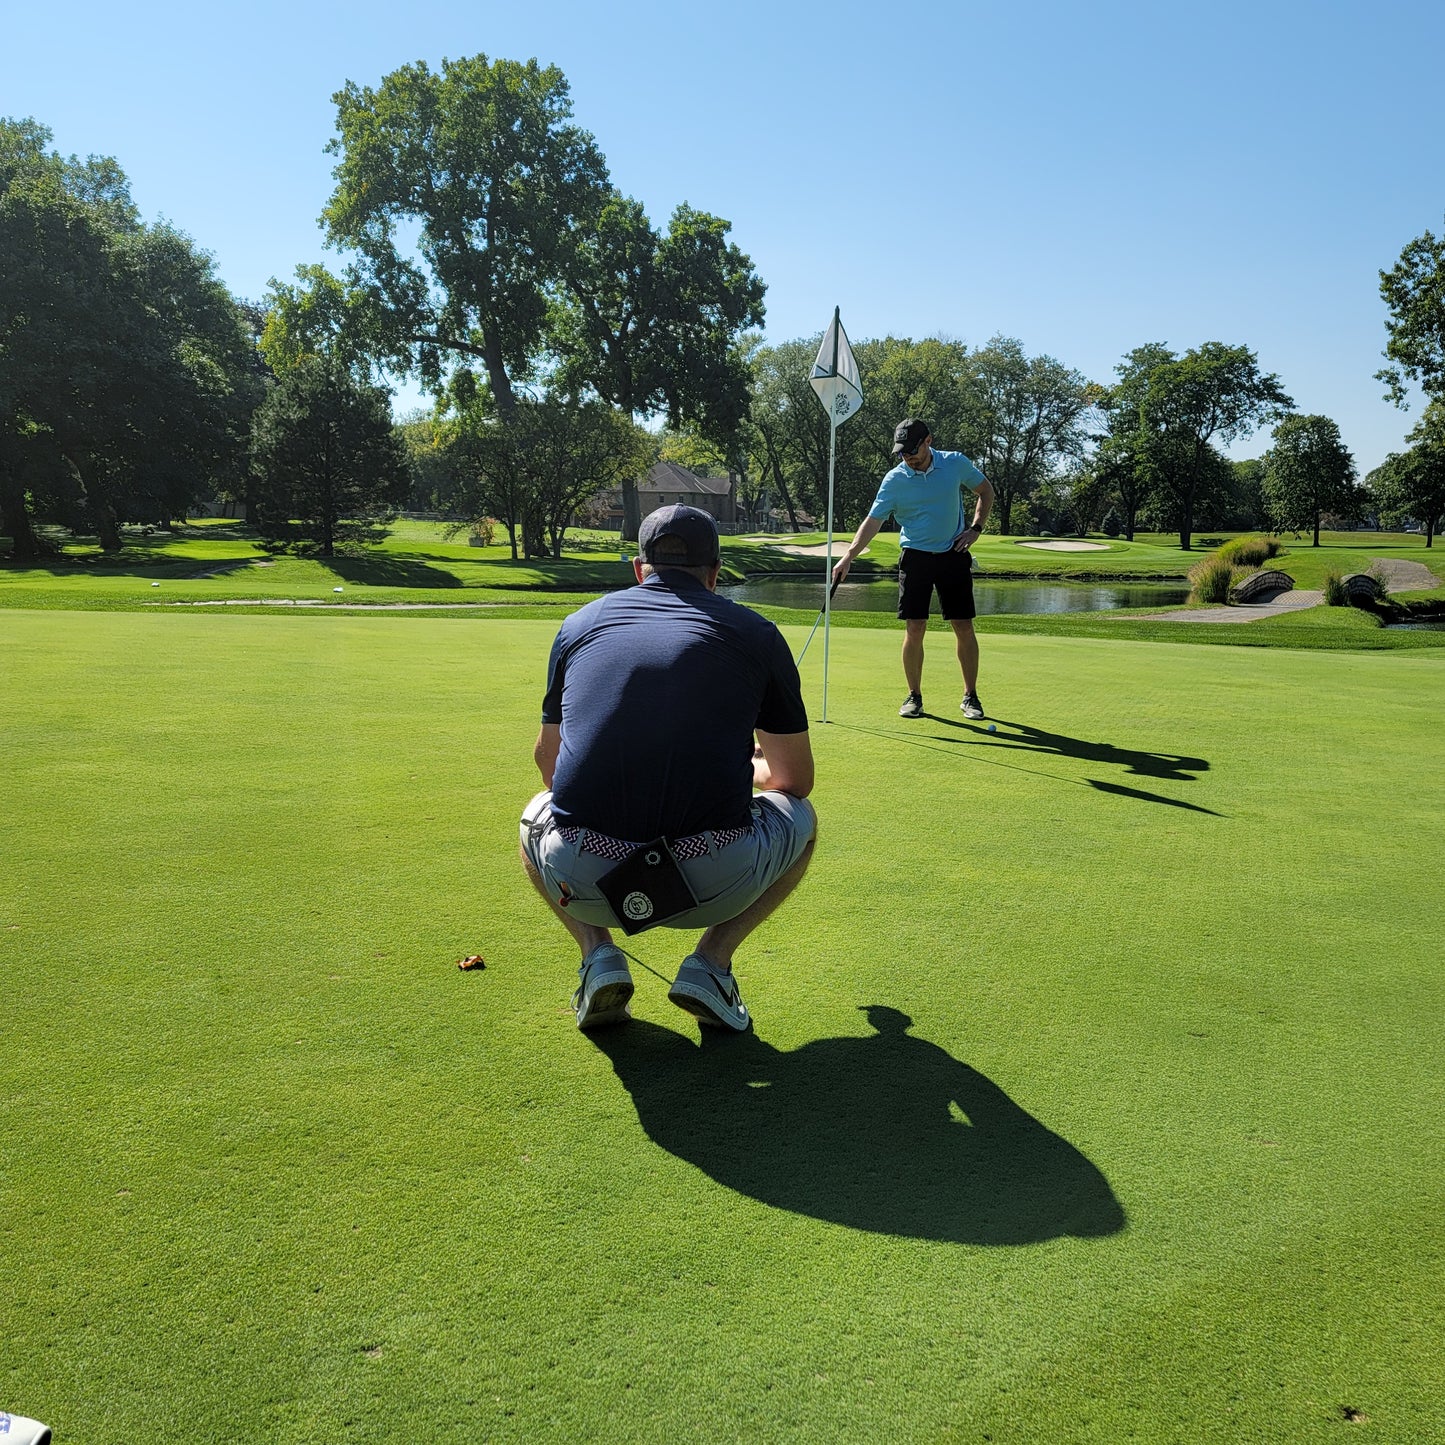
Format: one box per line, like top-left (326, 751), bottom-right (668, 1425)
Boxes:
top-left (249, 358), bottom-right (411, 558)
top-left (3, 609), bottom-right (1443, 1441)
top-left (0, 120), bottom-right (261, 558)
top-left (743, 334), bottom-right (1310, 550)
top-left (292, 54), bottom-right (764, 544)
top-left (1368, 400), bottom-right (1445, 547)
top-left (1262, 415), bottom-right (1361, 546)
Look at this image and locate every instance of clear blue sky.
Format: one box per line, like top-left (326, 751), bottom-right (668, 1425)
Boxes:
top-left (6, 0), bottom-right (1443, 471)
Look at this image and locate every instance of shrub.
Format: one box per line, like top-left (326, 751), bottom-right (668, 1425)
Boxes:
top-left (470, 516), bottom-right (499, 546)
top-left (1323, 568), bottom-right (1348, 606)
top-left (1188, 554), bottom-right (1242, 604)
top-left (1217, 535), bottom-right (1282, 567)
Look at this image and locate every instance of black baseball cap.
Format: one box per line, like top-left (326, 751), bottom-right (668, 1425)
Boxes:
top-left (892, 419), bottom-right (931, 456)
top-left (638, 504), bottom-right (721, 566)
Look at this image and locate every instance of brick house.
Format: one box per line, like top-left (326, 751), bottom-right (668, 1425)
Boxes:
top-left (600, 460), bottom-right (739, 531)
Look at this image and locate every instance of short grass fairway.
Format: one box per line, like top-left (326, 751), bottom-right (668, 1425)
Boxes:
top-left (3, 611), bottom-right (1443, 1443)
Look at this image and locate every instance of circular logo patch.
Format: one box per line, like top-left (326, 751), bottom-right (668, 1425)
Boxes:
top-left (622, 891), bottom-right (654, 921)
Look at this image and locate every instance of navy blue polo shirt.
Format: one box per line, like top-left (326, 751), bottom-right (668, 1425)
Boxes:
top-left (541, 572), bottom-right (808, 840)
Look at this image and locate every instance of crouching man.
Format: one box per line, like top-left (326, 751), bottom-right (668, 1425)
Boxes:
top-left (519, 505), bottom-right (816, 1032)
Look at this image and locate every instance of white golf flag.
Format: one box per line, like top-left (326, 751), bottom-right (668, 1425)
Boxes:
top-left (809, 309), bottom-right (863, 426)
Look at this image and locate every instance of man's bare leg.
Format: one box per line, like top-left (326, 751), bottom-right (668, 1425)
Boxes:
top-left (693, 838), bottom-right (816, 972)
top-left (951, 618), bottom-right (979, 695)
top-left (519, 845), bottom-right (613, 958)
top-left (902, 619), bottom-right (928, 694)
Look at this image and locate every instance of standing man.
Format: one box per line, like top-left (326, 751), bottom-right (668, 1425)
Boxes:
top-left (520, 505), bottom-right (817, 1034)
top-left (832, 418), bottom-right (994, 719)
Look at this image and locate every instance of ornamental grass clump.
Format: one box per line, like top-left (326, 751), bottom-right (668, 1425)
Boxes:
top-left (1323, 568), bottom-right (1348, 606)
top-left (1218, 535), bottom-right (1282, 567)
top-left (1188, 554), bottom-right (1242, 605)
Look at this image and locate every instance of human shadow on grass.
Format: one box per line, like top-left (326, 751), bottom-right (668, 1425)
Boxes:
top-left (835, 717), bottom-right (1220, 815)
top-left (933, 715), bottom-right (1208, 782)
top-left (590, 1005), bottom-right (1125, 1245)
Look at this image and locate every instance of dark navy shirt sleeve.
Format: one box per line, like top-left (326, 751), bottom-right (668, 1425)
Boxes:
top-left (540, 625), bottom-right (568, 724)
top-left (756, 625), bottom-right (809, 734)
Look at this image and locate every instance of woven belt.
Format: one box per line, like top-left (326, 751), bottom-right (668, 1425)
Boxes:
top-left (556, 823), bottom-right (751, 863)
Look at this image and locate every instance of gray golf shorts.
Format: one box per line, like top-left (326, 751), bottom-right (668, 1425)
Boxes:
top-left (519, 789), bottom-right (817, 931)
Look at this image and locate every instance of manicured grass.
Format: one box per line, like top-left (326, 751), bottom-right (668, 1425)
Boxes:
top-left (3, 610), bottom-right (1443, 1442)
top-left (5, 524), bottom-right (1442, 650)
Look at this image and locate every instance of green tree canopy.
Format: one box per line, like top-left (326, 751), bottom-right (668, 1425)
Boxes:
top-left (746, 334), bottom-right (1099, 538)
top-left (549, 193), bottom-right (765, 538)
top-left (1110, 342), bottom-right (1292, 549)
top-left (321, 55), bottom-right (610, 415)
top-left (1262, 414), bottom-right (1358, 545)
top-left (436, 392), bottom-right (654, 559)
top-left (1, 118), bottom-right (260, 555)
top-left (1368, 401), bottom-right (1445, 547)
top-left (1378, 219), bottom-right (1445, 406)
top-left (967, 336), bottom-right (1102, 536)
top-left (250, 356), bottom-right (411, 556)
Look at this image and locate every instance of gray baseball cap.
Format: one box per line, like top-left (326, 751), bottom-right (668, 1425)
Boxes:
top-left (638, 504), bottom-right (720, 566)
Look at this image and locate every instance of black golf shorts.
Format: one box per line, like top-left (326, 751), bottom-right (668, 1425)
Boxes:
top-left (898, 546), bottom-right (976, 621)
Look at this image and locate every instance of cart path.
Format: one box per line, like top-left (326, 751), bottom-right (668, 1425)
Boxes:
top-left (1371, 557), bottom-right (1440, 592)
top-left (1136, 554), bottom-right (1440, 623)
top-left (1137, 590), bottom-right (1326, 623)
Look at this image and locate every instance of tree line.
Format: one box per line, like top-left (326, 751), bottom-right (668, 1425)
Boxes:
top-left (4, 55), bottom-right (1445, 560)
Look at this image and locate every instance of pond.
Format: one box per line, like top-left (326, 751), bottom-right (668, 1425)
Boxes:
top-left (1384, 617), bottom-right (1445, 631)
top-left (723, 576), bottom-right (1191, 615)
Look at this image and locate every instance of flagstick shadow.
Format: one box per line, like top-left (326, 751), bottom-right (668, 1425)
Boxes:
top-left (590, 1006), bottom-right (1126, 1246)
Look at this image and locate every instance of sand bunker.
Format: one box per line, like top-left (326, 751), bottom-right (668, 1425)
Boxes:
top-left (766, 543), bottom-right (870, 558)
top-left (1015, 540), bottom-right (1111, 552)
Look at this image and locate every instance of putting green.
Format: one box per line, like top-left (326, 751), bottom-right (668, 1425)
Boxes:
top-left (2, 610), bottom-right (1442, 1442)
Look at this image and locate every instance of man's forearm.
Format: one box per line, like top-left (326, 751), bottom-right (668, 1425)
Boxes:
top-left (845, 516), bottom-right (883, 558)
top-left (971, 480), bottom-right (995, 531)
top-left (533, 724), bottom-right (561, 787)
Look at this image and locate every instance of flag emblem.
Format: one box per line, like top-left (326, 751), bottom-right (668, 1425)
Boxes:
top-left (810, 309), bottom-right (862, 425)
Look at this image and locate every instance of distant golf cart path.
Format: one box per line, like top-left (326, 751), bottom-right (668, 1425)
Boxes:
top-left (1138, 554), bottom-right (1441, 623)
top-left (1370, 556), bottom-right (1440, 591)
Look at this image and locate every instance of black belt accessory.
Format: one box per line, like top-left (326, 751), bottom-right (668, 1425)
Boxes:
top-left (596, 837), bottom-right (699, 934)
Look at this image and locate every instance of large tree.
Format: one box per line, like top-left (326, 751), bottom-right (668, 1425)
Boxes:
top-left (436, 391), bottom-right (653, 559)
top-left (321, 55), bottom-right (610, 417)
top-left (1262, 414), bottom-right (1358, 545)
top-left (550, 194), bottom-right (765, 538)
top-left (966, 336), bottom-right (1100, 535)
top-left (1378, 218), bottom-right (1445, 406)
top-left (250, 357), bottom-right (411, 556)
top-left (1368, 401), bottom-right (1445, 547)
top-left (1, 119), bottom-right (259, 555)
top-left (1120, 342), bottom-right (1292, 549)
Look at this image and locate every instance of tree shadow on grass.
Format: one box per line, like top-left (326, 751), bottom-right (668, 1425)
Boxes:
top-left (590, 1005), bottom-right (1125, 1245)
top-left (322, 555), bottom-right (464, 588)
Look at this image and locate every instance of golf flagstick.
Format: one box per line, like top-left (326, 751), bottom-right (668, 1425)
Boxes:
top-left (807, 308), bottom-right (863, 722)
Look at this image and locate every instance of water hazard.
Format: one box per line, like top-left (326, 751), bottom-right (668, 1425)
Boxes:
top-left (724, 576), bottom-right (1191, 615)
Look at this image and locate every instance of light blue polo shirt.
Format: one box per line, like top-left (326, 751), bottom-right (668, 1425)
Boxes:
top-left (868, 448), bottom-right (987, 553)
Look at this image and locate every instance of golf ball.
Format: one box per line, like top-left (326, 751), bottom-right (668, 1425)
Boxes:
top-left (987, 723), bottom-right (997, 733)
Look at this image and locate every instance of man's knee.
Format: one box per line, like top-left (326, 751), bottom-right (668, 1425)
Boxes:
top-left (795, 795), bottom-right (819, 841)
top-left (904, 619), bottom-right (928, 642)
